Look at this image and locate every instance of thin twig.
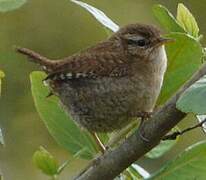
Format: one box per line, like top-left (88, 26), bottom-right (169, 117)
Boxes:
top-left (92, 133), bottom-right (106, 153)
top-left (163, 118), bottom-right (206, 140)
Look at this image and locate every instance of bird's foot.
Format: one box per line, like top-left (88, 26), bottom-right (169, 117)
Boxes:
top-left (138, 120), bottom-right (150, 142)
top-left (138, 111), bottom-right (153, 120)
top-left (137, 112), bottom-right (152, 142)
top-left (138, 130), bottom-right (150, 142)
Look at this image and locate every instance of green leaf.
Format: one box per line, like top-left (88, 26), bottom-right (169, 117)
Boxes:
top-left (33, 146), bottom-right (59, 176)
top-left (0, 0), bottom-right (26, 12)
top-left (0, 128), bottom-right (4, 146)
top-left (30, 71), bottom-right (97, 159)
top-left (176, 75), bottom-right (206, 114)
top-left (0, 71), bottom-right (5, 146)
top-left (70, 0), bottom-right (119, 32)
top-left (0, 70), bottom-right (5, 96)
top-left (127, 164), bottom-right (150, 179)
top-left (153, 4), bottom-right (184, 33)
top-left (57, 148), bottom-right (89, 175)
top-left (177, 3), bottom-right (199, 38)
top-left (148, 141), bottom-right (206, 180)
top-left (158, 33), bottom-right (203, 104)
top-left (146, 139), bottom-right (176, 159)
top-left (0, 71), bottom-right (4, 78)
top-left (146, 127), bottom-right (179, 159)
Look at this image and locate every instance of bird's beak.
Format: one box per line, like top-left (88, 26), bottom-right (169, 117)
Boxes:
top-left (157, 37), bottom-right (175, 46)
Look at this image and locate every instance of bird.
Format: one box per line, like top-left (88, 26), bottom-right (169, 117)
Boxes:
top-left (16, 23), bottom-right (172, 152)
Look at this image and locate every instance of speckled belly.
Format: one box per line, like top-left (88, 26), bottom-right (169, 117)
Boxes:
top-left (52, 74), bottom-right (160, 132)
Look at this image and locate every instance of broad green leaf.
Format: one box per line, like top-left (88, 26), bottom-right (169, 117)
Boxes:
top-left (146, 140), bottom-right (176, 159)
top-left (153, 5), bottom-right (184, 33)
top-left (158, 33), bottom-right (202, 104)
top-left (177, 3), bottom-right (199, 38)
top-left (176, 75), bottom-right (206, 114)
top-left (148, 141), bottom-right (206, 180)
top-left (70, 0), bottom-right (119, 32)
top-left (30, 71), bottom-right (97, 159)
top-left (0, 0), bottom-right (26, 12)
top-left (33, 146), bottom-right (59, 176)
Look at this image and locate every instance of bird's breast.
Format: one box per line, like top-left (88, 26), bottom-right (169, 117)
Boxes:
top-left (135, 45), bottom-right (167, 111)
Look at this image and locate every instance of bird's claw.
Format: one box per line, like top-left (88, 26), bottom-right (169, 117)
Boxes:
top-left (138, 130), bottom-right (150, 142)
top-left (138, 111), bottom-right (153, 121)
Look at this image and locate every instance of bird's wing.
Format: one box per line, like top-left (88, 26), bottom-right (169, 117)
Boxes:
top-left (46, 52), bottom-right (130, 81)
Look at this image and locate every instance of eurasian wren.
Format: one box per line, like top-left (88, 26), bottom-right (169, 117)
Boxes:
top-left (17, 23), bottom-right (170, 133)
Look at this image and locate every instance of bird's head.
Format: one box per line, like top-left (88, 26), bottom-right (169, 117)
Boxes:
top-left (111, 23), bottom-right (173, 61)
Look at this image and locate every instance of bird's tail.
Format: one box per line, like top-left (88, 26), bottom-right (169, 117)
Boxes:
top-left (16, 47), bottom-right (56, 72)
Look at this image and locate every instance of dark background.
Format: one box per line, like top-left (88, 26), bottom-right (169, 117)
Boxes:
top-left (0, 0), bottom-right (205, 179)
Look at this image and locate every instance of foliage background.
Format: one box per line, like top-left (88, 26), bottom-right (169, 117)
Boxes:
top-left (0, 0), bottom-right (206, 179)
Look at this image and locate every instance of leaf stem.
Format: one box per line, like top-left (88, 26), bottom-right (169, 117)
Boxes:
top-left (106, 121), bottom-right (138, 147)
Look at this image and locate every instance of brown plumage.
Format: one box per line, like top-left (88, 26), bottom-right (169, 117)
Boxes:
top-left (17, 23), bottom-right (170, 133)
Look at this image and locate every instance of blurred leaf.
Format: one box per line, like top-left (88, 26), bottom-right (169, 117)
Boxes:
top-left (177, 3), bottom-right (199, 38)
top-left (127, 164), bottom-right (150, 179)
top-left (197, 115), bottom-right (206, 133)
top-left (57, 160), bottom-right (70, 175)
top-left (30, 71), bottom-right (97, 159)
top-left (33, 146), bottom-right (59, 176)
top-left (70, 0), bottom-right (119, 32)
top-left (153, 4), bottom-right (184, 33)
top-left (158, 33), bottom-right (202, 104)
top-left (0, 70), bottom-right (4, 96)
top-left (97, 132), bottom-right (109, 145)
top-left (146, 127), bottom-right (179, 159)
top-left (57, 148), bottom-right (87, 174)
top-left (148, 141), bottom-right (206, 180)
top-left (146, 139), bottom-right (176, 159)
top-left (0, 128), bottom-right (4, 146)
top-left (0, 71), bottom-right (5, 146)
top-left (0, 0), bottom-right (26, 12)
top-left (177, 75), bottom-right (206, 114)
top-left (107, 121), bottom-right (138, 147)
top-left (0, 71), bottom-right (4, 78)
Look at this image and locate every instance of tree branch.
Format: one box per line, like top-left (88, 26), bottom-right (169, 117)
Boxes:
top-left (75, 63), bottom-right (206, 180)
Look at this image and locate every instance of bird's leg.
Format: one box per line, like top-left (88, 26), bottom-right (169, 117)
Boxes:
top-left (91, 133), bottom-right (106, 153)
top-left (137, 111), bottom-right (153, 142)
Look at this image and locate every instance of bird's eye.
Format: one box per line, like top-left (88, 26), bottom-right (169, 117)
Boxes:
top-left (127, 38), bottom-right (148, 47)
top-left (137, 39), bottom-right (146, 47)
